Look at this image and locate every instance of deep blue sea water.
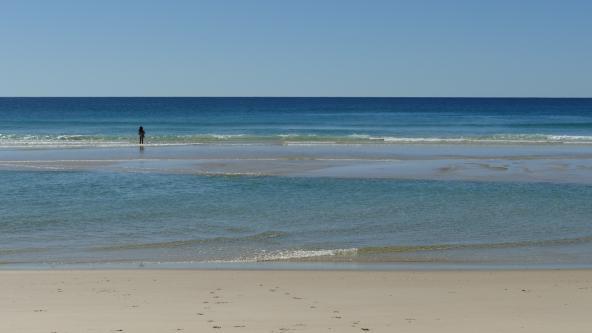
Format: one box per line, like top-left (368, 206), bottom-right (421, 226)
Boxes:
top-left (1, 98), bottom-right (592, 268)
top-left (1, 97), bottom-right (592, 146)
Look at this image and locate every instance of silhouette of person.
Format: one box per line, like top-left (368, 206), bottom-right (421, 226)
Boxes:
top-left (138, 126), bottom-right (145, 144)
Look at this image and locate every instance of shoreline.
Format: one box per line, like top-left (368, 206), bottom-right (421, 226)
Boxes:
top-left (4, 260), bottom-right (592, 271)
top-left (3, 269), bottom-right (592, 332)
top-left (5, 265), bottom-right (592, 270)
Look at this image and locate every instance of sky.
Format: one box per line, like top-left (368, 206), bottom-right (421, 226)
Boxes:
top-left (1, 0), bottom-right (591, 97)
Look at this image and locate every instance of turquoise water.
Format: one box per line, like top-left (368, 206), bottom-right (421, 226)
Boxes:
top-left (1, 98), bottom-right (592, 268)
top-left (2, 171), bottom-right (592, 267)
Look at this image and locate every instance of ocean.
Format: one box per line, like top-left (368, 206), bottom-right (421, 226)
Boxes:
top-left (2, 97), bottom-right (592, 146)
top-left (1, 97), bottom-right (592, 269)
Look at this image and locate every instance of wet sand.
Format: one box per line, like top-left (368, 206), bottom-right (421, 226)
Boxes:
top-left (1, 143), bottom-right (592, 183)
top-left (2, 269), bottom-right (592, 332)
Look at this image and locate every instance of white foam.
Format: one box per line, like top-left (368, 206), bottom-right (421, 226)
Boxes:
top-left (3, 132), bottom-right (592, 149)
top-left (208, 134), bottom-right (246, 139)
top-left (217, 248), bottom-right (359, 263)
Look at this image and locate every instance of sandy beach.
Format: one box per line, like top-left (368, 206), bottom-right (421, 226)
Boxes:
top-left (2, 269), bottom-right (591, 332)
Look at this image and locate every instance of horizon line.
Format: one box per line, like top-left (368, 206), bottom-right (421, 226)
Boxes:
top-left (1, 96), bottom-right (591, 99)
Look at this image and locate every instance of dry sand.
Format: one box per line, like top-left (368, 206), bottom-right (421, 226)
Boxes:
top-left (1, 269), bottom-right (592, 332)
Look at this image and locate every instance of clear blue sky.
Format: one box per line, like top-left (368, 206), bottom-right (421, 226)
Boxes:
top-left (1, 0), bottom-right (591, 97)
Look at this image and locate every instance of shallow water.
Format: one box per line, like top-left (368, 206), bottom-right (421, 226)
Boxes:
top-left (2, 170), bottom-right (592, 267)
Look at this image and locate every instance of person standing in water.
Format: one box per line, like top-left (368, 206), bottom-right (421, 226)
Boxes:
top-left (138, 126), bottom-right (145, 144)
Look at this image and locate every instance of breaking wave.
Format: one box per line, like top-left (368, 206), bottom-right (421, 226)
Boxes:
top-left (2, 133), bottom-right (592, 148)
top-left (222, 235), bottom-right (592, 263)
